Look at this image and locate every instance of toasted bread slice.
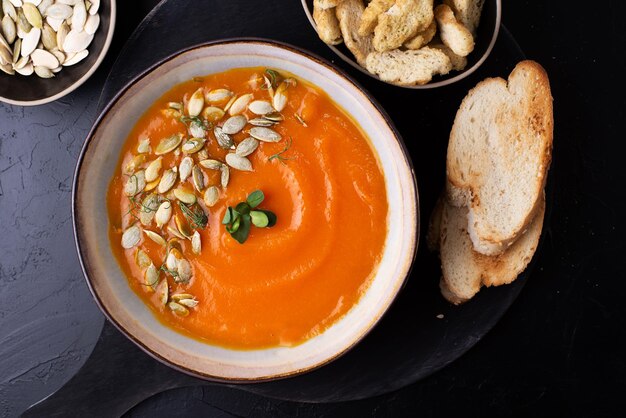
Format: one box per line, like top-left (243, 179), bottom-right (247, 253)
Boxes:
top-left (404, 20), bottom-right (437, 50)
top-left (446, 61), bottom-right (553, 255)
top-left (443, 0), bottom-right (485, 35)
top-left (439, 194), bottom-right (545, 303)
top-left (358, 0), bottom-right (394, 37)
top-left (429, 41), bottom-right (468, 71)
top-left (314, 4), bottom-right (343, 45)
top-left (336, 0), bottom-right (374, 66)
top-left (365, 47), bottom-right (452, 86)
top-left (373, 0), bottom-right (434, 52)
top-left (435, 4), bottom-right (474, 57)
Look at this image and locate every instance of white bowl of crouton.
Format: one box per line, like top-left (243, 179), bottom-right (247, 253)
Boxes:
top-left (303, 0), bottom-right (501, 88)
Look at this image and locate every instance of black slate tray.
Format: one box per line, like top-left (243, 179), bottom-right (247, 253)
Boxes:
top-left (24, 0), bottom-right (534, 416)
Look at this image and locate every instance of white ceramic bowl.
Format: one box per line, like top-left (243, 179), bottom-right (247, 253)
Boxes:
top-left (73, 40), bottom-right (418, 381)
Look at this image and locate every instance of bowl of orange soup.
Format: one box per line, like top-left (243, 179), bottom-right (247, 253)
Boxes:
top-left (74, 39), bottom-right (418, 381)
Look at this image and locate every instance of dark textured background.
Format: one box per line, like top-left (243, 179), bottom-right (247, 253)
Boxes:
top-left (1, 0), bottom-right (624, 417)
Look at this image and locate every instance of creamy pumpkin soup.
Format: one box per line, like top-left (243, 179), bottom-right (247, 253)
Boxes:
top-left (107, 68), bottom-right (388, 349)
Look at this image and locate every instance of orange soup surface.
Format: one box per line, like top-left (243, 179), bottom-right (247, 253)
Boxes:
top-left (107, 67), bottom-right (388, 349)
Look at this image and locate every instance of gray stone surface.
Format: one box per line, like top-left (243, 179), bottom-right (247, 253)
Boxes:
top-left (0, 82), bottom-right (105, 418)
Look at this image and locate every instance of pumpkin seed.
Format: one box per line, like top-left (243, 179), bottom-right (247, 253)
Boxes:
top-left (144, 229), bottom-right (166, 246)
top-left (273, 79), bottom-right (294, 112)
top-left (249, 127), bottom-right (282, 142)
top-left (2, 1), bottom-right (17, 21)
top-left (225, 153), bottom-right (252, 171)
top-left (139, 193), bottom-right (159, 226)
top-left (228, 93), bottom-right (253, 116)
top-left (166, 249), bottom-right (180, 271)
top-left (41, 22), bottom-right (55, 49)
top-left (171, 293), bottom-right (193, 302)
top-left (176, 258), bottom-right (192, 282)
top-left (248, 100), bottom-right (274, 115)
top-left (178, 298), bottom-right (199, 308)
top-left (196, 149), bottom-right (209, 160)
top-left (21, 28), bottom-right (40, 57)
top-left (167, 226), bottom-right (185, 240)
top-left (202, 106), bottom-right (225, 123)
top-left (191, 165), bottom-right (204, 192)
top-left (135, 248), bottom-right (151, 269)
top-left (205, 88), bottom-right (232, 103)
top-left (0, 44), bottom-right (11, 65)
top-left (187, 88), bottom-right (204, 117)
top-left (155, 279), bottom-right (168, 306)
top-left (46, 15), bottom-right (62, 31)
top-left (167, 101), bottom-right (182, 110)
top-left (121, 225), bottom-right (141, 249)
top-left (179, 156), bottom-right (193, 181)
top-left (31, 48), bottom-right (58, 68)
top-left (17, 10), bottom-right (32, 33)
top-left (144, 157), bottom-right (162, 182)
top-left (124, 170), bottom-right (145, 196)
top-left (144, 178), bottom-right (159, 192)
top-left (155, 201), bottom-right (172, 228)
top-left (203, 186), bottom-right (219, 207)
top-left (264, 112), bottom-right (284, 122)
top-left (173, 187), bottom-right (196, 205)
top-left (190, 230), bottom-right (201, 254)
top-left (221, 115), bottom-right (247, 135)
top-left (124, 154), bottom-right (146, 174)
top-left (223, 95), bottom-right (237, 112)
top-left (84, 10), bottom-right (98, 34)
top-left (88, 0), bottom-right (99, 15)
top-left (2, 15), bottom-right (16, 44)
top-left (13, 61), bottom-right (31, 75)
top-left (47, 3), bottom-right (73, 19)
top-left (144, 263), bottom-right (159, 287)
top-left (168, 301), bottom-right (189, 316)
top-left (235, 137), bottom-right (258, 157)
top-left (155, 134), bottom-right (183, 155)
top-left (62, 48), bottom-right (87, 65)
top-left (220, 165), bottom-right (229, 188)
top-left (62, 28), bottom-right (93, 53)
top-left (0, 62), bottom-right (14, 74)
top-left (53, 20), bottom-right (68, 51)
top-left (157, 168), bottom-right (177, 194)
top-left (248, 118), bottom-right (275, 127)
top-left (11, 38), bottom-right (20, 63)
top-left (198, 159), bottom-right (223, 171)
top-left (181, 138), bottom-right (205, 154)
top-left (22, 2), bottom-right (42, 29)
top-left (71, 0), bottom-right (86, 32)
top-left (188, 120), bottom-right (205, 138)
top-left (135, 139), bottom-right (153, 156)
top-left (214, 126), bottom-right (234, 149)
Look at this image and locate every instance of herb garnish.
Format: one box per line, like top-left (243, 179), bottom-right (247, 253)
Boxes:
top-left (160, 264), bottom-right (179, 278)
top-left (262, 69), bottom-right (281, 90)
top-left (295, 113), bottom-right (308, 127)
top-left (222, 190), bottom-right (277, 244)
top-left (268, 137), bottom-right (294, 164)
top-left (178, 201), bottom-right (208, 229)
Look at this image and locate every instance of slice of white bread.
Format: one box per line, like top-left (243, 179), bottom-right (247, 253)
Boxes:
top-left (443, 0), bottom-right (485, 35)
top-left (314, 5), bottom-right (343, 45)
top-left (439, 194), bottom-right (545, 304)
top-left (314, 0), bottom-right (341, 9)
top-left (365, 47), bottom-right (452, 86)
top-left (358, 0), bottom-right (394, 37)
top-left (446, 61), bottom-right (553, 255)
top-left (336, 0), bottom-right (374, 66)
top-left (373, 0), bottom-right (434, 52)
top-left (435, 4), bottom-right (474, 57)
top-left (429, 41), bottom-right (468, 71)
top-left (404, 20), bottom-right (437, 50)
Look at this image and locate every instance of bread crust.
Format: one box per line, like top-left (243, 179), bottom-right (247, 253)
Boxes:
top-left (435, 4), bottom-right (474, 57)
top-left (336, 0), bottom-right (374, 66)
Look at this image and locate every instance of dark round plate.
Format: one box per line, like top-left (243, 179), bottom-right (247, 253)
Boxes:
top-left (97, 0), bottom-right (529, 404)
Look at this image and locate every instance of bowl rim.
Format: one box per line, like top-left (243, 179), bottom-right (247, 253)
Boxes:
top-left (300, 0), bottom-right (502, 89)
top-left (72, 38), bottom-right (420, 382)
top-left (0, 0), bottom-right (118, 106)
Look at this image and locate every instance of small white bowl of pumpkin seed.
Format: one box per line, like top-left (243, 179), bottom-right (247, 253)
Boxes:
top-left (0, 0), bottom-right (115, 106)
